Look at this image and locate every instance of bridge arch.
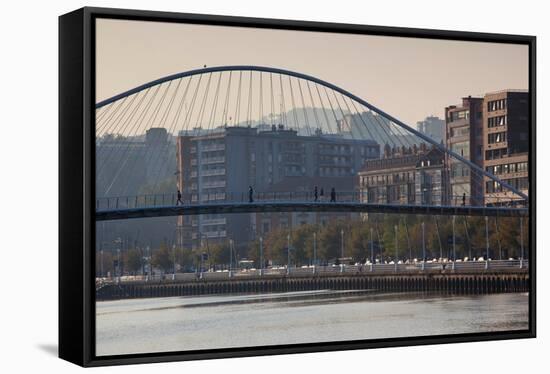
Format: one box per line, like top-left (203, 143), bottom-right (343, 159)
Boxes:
top-left (96, 64), bottom-right (528, 214)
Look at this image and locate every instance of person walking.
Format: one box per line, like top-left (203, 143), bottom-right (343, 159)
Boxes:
top-left (248, 185), bottom-right (254, 203)
top-left (330, 187), bottom-right (336, 202)
top-left (314, 186), bottom-right (318, 202)
top-left (320, 187), bottom-right (324, 201)
top-left (462, 192), bottom-right (466, 206)
top-left (176, 189), bottom-right (183, 205)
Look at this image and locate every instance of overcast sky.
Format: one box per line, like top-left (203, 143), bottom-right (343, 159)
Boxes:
top-left (96, 18), bottom-right (528, 125)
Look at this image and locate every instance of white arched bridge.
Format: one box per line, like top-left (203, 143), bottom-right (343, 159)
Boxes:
top-left (95, 65), bottom-right (528, 221)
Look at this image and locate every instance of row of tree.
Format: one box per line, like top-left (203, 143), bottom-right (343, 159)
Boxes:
top-left (240, 215), bottom-right (529, 267)
top-left (96, 214), bottom-right (529, 276)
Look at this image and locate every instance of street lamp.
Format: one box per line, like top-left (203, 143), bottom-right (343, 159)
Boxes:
top-left (259, 236), bottom-right (263, 276)
top-left (520, 217), bottom-right (524, 269)
top-left (452, 215), bottom-right (456, 270)
top-left (340, 228), bottom-right (344, 258)
top-left (114, 237), bottom-right (123, 281)
top-left (100, 248), bottom-right (104, 278)
top-left (313, 232), bottom-right (317, 267)
top-left (172, 244), bottom-right (176, 280)
top-left (116, 248), bottom-right (121, 283)
top-left (485, 216), bottom-right (490, 269)
top-left (394, 225), bottom-right (398, 272)
top-left (370, 227), bottom-right (374, 271)
top-left (287, 233), bottom-right (291, 274)
top-left (421, 222), bottom-right (426, 271)
top-left (229, 238), bottom-right (233, 278)
top-left (146, 245), bottom-right (151, 282)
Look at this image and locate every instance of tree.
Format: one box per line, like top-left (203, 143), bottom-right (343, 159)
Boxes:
top-left (264, 228), bottom-right (290, 266)
top-left (210, 241), bottom-right (231, 268)
top-left (126, 248), bottom-right (143, 275)
top-left (151, 241), bottom-right (173, 273)
top-left (291, 224), bottom-right (317, 265)
top-left (176, 248), bottom-right (195, 272)
top-left (348, 221), bottom-right (370, 262)
top-left (318, 221), bottom-right (344, 262)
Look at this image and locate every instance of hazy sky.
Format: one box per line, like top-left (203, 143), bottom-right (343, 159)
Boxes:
top-left (96, 18), bottom-right (528, 125)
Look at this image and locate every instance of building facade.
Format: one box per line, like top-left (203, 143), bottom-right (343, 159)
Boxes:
top-left (416, 115), bottom-right (445, 143)
top-left (358, 143), bottom-right (447, 206)
top-left (176, 125), bottom-right (380, 250)
top-left (482, 90), bottom-right (529, 205)
top-left (96, 127), bottom-right (175, 197)
top-left (445, 96), bottom-right (485, 206)
top-left (444, 91), bottom-right (529, 207)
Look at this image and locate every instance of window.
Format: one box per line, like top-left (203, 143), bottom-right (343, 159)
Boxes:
top-left (487, 115), bottom-right (507, 128)
top-left (486, 181), bottom-right (502, 193)
top-left (452, 163), bottom-right (470, 177)
top-left (450, 110), bottom-right (469, 122)
top-left (450, 126), bottom-right (469, 137)
top-left (485, 148), bottom-right (507, 160)
top-left (517, 162), bottom-right (528, 172)
top-left (488, 132), bottom-right (506, 144)
top-left (451, 141), bottom-right (470, 158)
top-left (487, 99), bottom-right (507, 112)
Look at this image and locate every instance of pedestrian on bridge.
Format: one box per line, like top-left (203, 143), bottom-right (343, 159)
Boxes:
top-left (330, 187), bottom-right (336, 202)
top-left (249, 185), bottom-right (254, 203)
top-left (314, 186), bottom-right (318, 202)
top-left (176, 189), bottom-right (183, 205)
top-left (462, 192), bottom-right (466, 206)
top-left (320, 187), bottom-right (324, 201)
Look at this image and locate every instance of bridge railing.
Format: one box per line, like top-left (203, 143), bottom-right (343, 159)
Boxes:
top-left (95, 191), bottom-right (527, 211)
top-left (96, 259), bottom-right (528, 285)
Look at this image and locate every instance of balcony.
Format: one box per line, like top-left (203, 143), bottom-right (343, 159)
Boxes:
top-left (200, 192), bottom-right (226, 201)
top-left (201, 168), bottom-right (226, 177)
top-left (202, 218), bottom-right (227, 226)
top-left (201, 144), bottom-right (226, 152)
top-left (201, 181), bottom-right (226, 189)
top-left (192, 231), bottom-right (227, 239)
top-left (201, 156), bottom-right (226, 165)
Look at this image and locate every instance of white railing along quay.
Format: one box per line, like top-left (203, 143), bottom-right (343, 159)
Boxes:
top-left (97, 260), bottom-right (528, 285)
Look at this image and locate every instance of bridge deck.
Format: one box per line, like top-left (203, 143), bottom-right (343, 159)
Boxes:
top-left (95, 201), bottom-right (529, 221)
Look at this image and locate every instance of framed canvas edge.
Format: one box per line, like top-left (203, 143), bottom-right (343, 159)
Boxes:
top-left (58, 6), bottom-right (537, 368)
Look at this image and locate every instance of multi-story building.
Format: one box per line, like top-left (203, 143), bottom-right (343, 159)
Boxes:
top-left (96, 127), bottom-right (175, 197)
top-left (253, 175), bottom-right (359, 238)
top-left (445, 96), bottom-right (485, 206)
top-left (416, 115), bottom-right (445, 143)
top-left (176, 125), bottom-right (380, 249)
top-left (358, 143), bottom-right (447, 206)
top-left (483, 90), bottom-right (529, 205)
top-left (444, 91), bottom-right (529, 206)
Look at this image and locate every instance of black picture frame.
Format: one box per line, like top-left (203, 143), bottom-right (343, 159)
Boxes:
top-left (59, 6), bottom-right (536, 367)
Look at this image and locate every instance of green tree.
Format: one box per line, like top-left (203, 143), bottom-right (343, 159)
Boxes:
top-left (152, 241), bottom-right (173, 273)
top-left (126, 248), bottom-right (143, 274)
top-left (318, 221), bottom-right (345, 262)
top-left (210, 241), bottom-right (231, 268)
top-left (176, 248), bottom-right (195, 271)
top-left (348, 221), bottom-right (370, 262)
top-left (264, 228), bottom-right (290, 266)
top-left (291, 224), bottom-right (317, 265)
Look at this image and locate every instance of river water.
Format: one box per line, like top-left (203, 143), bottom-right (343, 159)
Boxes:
top-left (95, 290), bottom-right (529, 356)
